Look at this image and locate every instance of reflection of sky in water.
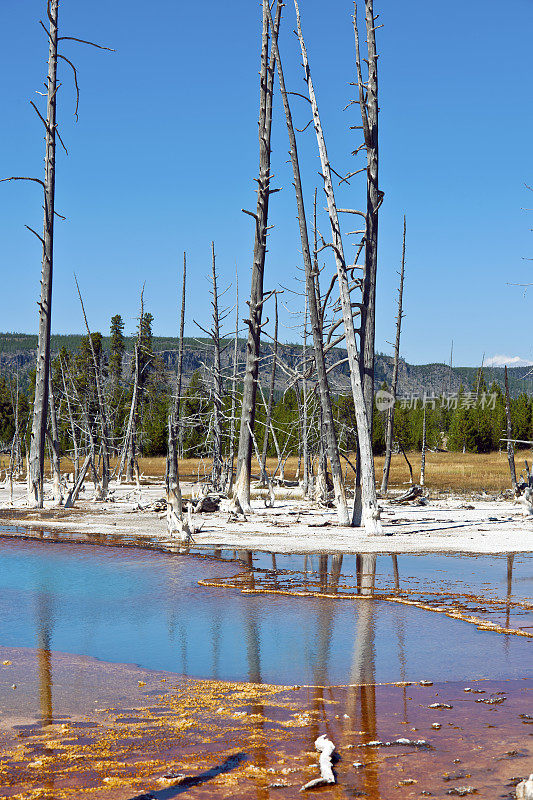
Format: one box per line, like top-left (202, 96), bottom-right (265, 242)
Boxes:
top-left (0, 539), bottom-right (531, 685)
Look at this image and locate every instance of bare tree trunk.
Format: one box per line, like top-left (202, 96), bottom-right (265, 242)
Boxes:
top-left (28, 0), bottom-right (59, 507)
top-left (260, 295), bottom-right (278, 485)
top-left (226, 268), bottom-right (239, 493)
top-left (504, 365), bottom-right (517, 492)
top-left (48, 372), bottom-right (62, 503)
top-left (353, 0), bottom-right (381, 424)
top-left (294, 0), bottom-right (381, 532)
top-left (177, 253), bottom-right (187, 458)
top-left (64, 455), bottom-right (91, 509)
top-left (268, 5), bottom-right (349, 522)
top-left (301, 297), bottom-right (310, 494)
top-left (234, 0), bottom-right (281, 512)
top-left (59, 355), bottom-right (79, 482)
top-left (420, 405), bottom-right (426, 487)
top-left (124, 342), bottom-right (140, 483)
top-left (210, 242), bottom-right (223, 490)
top-left (118, 340), bottom-right (139, 482)
top-left (166, 253), bottom-right (186, 514)
top-left (381, 217), bottom-right (406, 493)
top-left (74, 277), bottom-right (110, 499)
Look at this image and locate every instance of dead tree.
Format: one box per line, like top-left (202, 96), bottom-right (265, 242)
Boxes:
top-left (504, 366), bottom-right (517, 492)
top-left (260, 295), bottom-right (278, 485)
top-left (209, 242), bottom-right (223, 489)
top-left (194, 243), bottom-right (229, 490)
top-left (1, 3), bottom-right (113, 507)
top-left (267, 4), bottom-right (349, 523)
top-left (59, 353), bottom-right (79, 481)
top-left (353, 0), bottom-right (382, 423)
top-left (176, 253), bottom-right (187, 458)
top-left (48, 372), bottom-right (63, 503)
top-left (117, 292), bottom-right (144, 485)
top-left (75, 276), bottom-right (110, 499)
top-left (25, 0), bottom-right (60, 506)
top-left (166, 254), bottom-right (187, 522)
top-left (234, 0), bottom-right (281, 512)
top-left (224, 268), bottom-right (239, 493)
top-left (381, 217), bottom-right (406, 494)
top-left (420, 404), bottom-right (426, 487)
top-left (294, 0), bottom-right (382, 532)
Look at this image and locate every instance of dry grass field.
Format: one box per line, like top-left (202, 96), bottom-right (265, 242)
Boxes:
top-left (1, 449), bottom-right (530, 493)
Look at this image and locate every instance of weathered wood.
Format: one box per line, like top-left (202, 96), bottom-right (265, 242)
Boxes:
top-left (354, 0), bottom-right (381, 423)
top-left (59, 354), bottom-right (79, 482)
top-left (294, 0), bottom-right (381, 533)
top-left (391, 484), bottom-right (423, 504)
top-left (74, 277), bottom-right (110, 500)
top-left (234, 0), bottom-right (281, 512)
top-left (210, 242), bottom-right (223, 490)
top-left (267, 4), bottom-right (349, 523)
top-left (420, 405), bottom-right (426, 487)
top-left (516, 773), bottom-right (533, 800)
top-left (260, 294), bottom-right (278, 485)
top-left (166, 253), bottom-right (187, 522)
top-left (381, 217), bottom-right (406, 494)
top-left (64, 455), bottom-right (90, 509)
top-left (118, 293), bottom-right (144, 484)
top-left (300, 735), bottom-right (336, 790)
top-left (225, 267), bottom-right (239, 493)
top-left (504, 366), bottom-right (517, 492)
top-left (28, 0), bottom-right (59, 507)
top-left (48, 372), bottom-right (62, 504)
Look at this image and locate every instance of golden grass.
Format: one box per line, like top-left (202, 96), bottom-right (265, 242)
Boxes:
top-left (1, 449), bottom-right (529, 493)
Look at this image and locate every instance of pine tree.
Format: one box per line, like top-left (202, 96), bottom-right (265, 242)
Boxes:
top-left (109, 315), bottom-right (125, 387)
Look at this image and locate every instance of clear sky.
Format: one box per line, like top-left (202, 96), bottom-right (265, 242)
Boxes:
top-left (1, 0), bottom-right (531, 367)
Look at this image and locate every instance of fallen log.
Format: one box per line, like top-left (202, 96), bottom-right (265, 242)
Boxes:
top-left (300, 734), bottom-right (335, 791)
top-left (390, 484), bottom-right (423, 504)
top-left (64, 456), bottom-right (91, 509)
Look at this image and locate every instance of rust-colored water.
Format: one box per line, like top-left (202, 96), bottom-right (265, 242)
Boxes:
top-left (0, 646), bottom-right (531, 800)
top-left (0, 536), bottom-right (532, 798)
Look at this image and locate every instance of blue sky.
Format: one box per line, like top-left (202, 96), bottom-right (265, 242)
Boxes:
top-left (1, 0), bottom-right (531, 367)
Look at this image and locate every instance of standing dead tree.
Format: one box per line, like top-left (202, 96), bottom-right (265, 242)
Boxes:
top-left (267, 3), bottom-right (349, 523)
top-left (260, 294), bottom-right (279, 486)
top-left (59, 353), bottom-right (79, 482)
top-left (176, 253), bottom-right (187, 459)
top-left (353, 0), bottom-right (382, 423)
top-left (223, 268), bottom-right (239, 493)
top-left (48, 372), bottom-right (63, 503)
top-left (381, 217), bottom-right (406, 494)
top-left (504, 366), bottom-right (517, 492)
top-left (27, 0), bottom-right (60, 507)
top-left (420, 404), bottom-right (426, 487)
top-left (194, 243), bottom-right (233, 491)
top-left (6, 0), bottom-right (61, 507)
top-left (234, 0), bottom-right (282, 512)
top-left (74, 276), bottom-right (110, 500)
top-left (166, 254), bottom-right (187, 529)
top-left (210, 242), bottom-right (223, 489)
top-left (294, 0), bottom-right (382, 532)
top-left (1, 2), bottom-right (113, 507)
top-left (117, 291), bottom-right (145, 485)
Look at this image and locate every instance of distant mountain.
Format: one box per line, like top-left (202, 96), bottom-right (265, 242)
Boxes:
top-left (0, 332), bottom-right (531, 397)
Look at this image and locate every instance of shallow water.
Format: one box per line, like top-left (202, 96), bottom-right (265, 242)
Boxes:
top-left (0, 535), bottom-right (531, 685)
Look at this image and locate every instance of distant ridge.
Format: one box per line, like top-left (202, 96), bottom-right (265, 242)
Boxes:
top-left (0, 332), bottom-right (531, 397)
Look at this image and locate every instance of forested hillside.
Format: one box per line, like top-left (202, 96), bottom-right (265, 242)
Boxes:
top-left (0, 329), bottom-right (532, 459)
top-left (1, 332), bottom-right (531, 396)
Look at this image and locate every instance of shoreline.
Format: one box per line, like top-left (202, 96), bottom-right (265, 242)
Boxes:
top-left (1, 479), bottom-right (533, 555)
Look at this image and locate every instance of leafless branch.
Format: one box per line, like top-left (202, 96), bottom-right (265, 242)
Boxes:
top-left (58, 36), bottom-right (115, 51)
top-left (58, 54), bottom-right (80, 120)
